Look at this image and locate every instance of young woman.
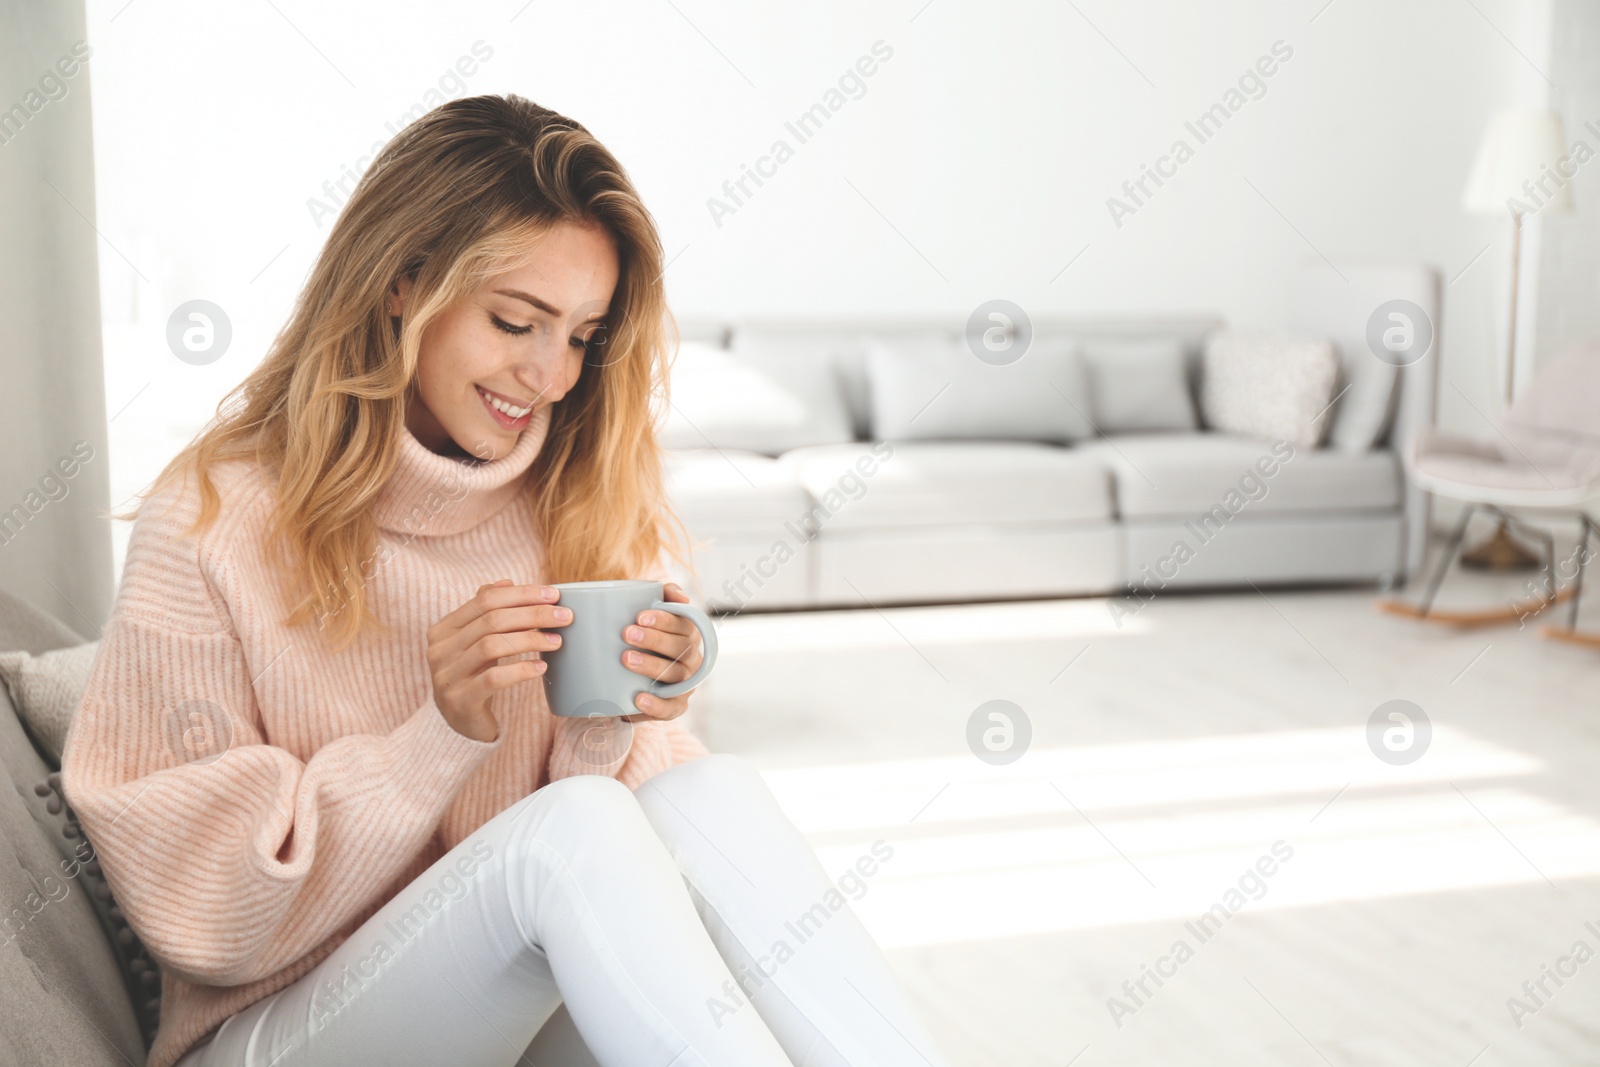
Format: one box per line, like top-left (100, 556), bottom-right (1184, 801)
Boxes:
top-left (61, 95), bottom-right (949, 1067)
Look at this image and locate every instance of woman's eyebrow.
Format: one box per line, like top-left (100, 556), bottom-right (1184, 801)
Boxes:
top-left (492, 288), bottom-right (607, 322)
top-left (492, 288), bottom-right (561, 315)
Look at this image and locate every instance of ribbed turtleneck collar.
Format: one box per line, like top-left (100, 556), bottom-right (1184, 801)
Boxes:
top-left (373, 405), bottom-right (553, 537)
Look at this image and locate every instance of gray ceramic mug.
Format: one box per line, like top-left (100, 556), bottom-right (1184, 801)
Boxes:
top-left (543, 579), bottom-right (720, 717)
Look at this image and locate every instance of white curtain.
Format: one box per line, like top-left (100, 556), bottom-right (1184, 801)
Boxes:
top-left (0, 0), bottom-right (113, 635)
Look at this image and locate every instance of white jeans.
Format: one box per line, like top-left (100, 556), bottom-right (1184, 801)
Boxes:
top-left (173, 753), bottom-right (949, 1067)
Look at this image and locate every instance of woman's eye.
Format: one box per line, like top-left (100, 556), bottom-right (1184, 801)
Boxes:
top-left (490, 314), bottom-right (533, 336)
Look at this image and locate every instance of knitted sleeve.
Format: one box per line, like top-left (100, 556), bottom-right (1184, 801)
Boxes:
top-left (58, 470), bottom-right (502, 988)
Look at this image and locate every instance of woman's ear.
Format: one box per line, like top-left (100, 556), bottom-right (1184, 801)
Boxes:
top-left (387, 274), bottom-right (414, 318)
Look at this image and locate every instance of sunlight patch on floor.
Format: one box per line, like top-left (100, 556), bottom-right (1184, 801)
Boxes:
top-left (715, 596), bottom-right (1150, 653)
top-left (760, 727), bottom-right (1597, 949)
top-left (762, 726), bottom-right (1542, 831)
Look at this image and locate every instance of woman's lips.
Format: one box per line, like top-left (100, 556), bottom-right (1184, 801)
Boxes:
top-left (476, 384), bottom-right (533, 429)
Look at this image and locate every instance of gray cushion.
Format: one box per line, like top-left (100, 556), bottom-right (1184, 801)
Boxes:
top-left (866, 334), bottom-right (1095, 444)
top-left (722, 327), bottom-right (880, 440)
top-left (1074, 433), bottom-right (1402, 519)
top-left (1325, 343), bottom-right (1398, 454)
top-left (658, 339), bottom-right (856, 456)
top-left (0, 586), bottom-right (147, 1065)
top-left (1081, 337), bottom-right (1197, 433)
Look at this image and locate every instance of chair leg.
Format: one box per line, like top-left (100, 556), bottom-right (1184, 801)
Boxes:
top-left (1496, 506), bottom-right (1562, 603)
top-left (1568, 516), bottom-right (1595, 631)
top-left (1518, 513), bottom-right (1557, 604)
top-left (1528, 514), bottom-right (1600, 649)
top-left (1419, 504), bottom-right (1476, 618)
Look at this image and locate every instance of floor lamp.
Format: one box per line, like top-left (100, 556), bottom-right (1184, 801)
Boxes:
top-left (1459, 108), bottom-right (1574, 568)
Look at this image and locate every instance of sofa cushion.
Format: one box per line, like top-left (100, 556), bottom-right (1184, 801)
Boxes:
top-left (725, 327), bottom-right (877, 440)
top-left (664, 449), bottom-right (814, 535)
top-left (865, 334), bottom-right (1095, 444)
top-left (1075, 433), bottom-right (1402, 519)
top-left (1081, 337), bottom-right (1197, 433)
top-left (1199, 330), bottom-right (1340, 447)
top-left (1323, 340), bottom-right (1399, 454)
top-left (0, 641), bottom-right (99, 768)
top-left (775, 441), bottom-right (1113, 529)
top-left (657, 340), bottom-right (855, 456)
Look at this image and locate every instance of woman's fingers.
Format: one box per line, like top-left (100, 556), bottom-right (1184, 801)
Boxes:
top-left (622, 603), bottom-right (701, 673)
top-left (623, 690), bottom-right (687, 722)
top-left (433, 580), bottom-right (551, 632)
top-left (429, 582), bottom-right (572, 688)
top-left (634, 605), bottom-right (693, 637)
top-left (433, 626), bottom-right (552, 691)
top-left (622, 587), bottom-right (700, 721)
top-left (457, 658), bottom-right (545, 709)
top-left (623, 617), bottom-right (695, 658)
top-left (440, 602), bottom-right (571, 663)
top-left (623, 648), bottom-right (692, 684)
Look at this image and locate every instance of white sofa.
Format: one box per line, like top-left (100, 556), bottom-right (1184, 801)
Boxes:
top-left (658, 264), bottom-right (1440, 613)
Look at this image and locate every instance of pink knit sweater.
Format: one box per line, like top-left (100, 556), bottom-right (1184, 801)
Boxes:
top-left (59, 404), bottom-right (709, 1067)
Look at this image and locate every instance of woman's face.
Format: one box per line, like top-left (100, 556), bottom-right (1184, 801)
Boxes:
top-left (390, 218), bottom-right (620, 460)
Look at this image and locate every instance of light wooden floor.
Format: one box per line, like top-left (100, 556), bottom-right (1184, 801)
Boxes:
top-left (692, 560), bottom-right (1600, 1066)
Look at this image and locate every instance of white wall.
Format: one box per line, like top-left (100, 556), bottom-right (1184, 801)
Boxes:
top-left (84, 0), bottom-right (1552, 574)
top-left (1535, 0), bottom-right (1600, 364)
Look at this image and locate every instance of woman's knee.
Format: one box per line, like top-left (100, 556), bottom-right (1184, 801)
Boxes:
top-left (638, 752), bottom-right (768, 806)
top-left (535, 772), bottom-right (643, 823)
top-left (518, 772), bottom-right (656, 845)
top-left (543, 771), bottom-right (637, 804)
top-left (495, 775), bottom-right (663, 901)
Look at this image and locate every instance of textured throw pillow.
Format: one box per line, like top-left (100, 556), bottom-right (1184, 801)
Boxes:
top-left (866, 333), bottom-right (1094, 443)
top-left (1199, 330), bottom-right (1340, 447)
top-left (1081, 338), bottom-right (1198, 433)
top-left (657, 339), bottom-right (856, 455)
top-left (0, 641), bottom-right (99, 767)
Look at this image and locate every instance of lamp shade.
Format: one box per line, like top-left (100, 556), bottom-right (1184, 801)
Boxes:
top-left (1462, 108), bottom-right (1574, 215)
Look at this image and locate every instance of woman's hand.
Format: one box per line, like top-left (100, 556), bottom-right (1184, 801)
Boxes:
top-left (428, 579), bottom-right (572, 742)
top-left (620, 582), bottom-right (704, 723)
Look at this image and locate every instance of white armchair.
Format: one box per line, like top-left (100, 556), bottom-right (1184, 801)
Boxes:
top-left (1385, 340), bottom-right (1600, 641)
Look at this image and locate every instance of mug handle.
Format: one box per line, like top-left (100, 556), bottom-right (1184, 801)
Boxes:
top-left (643, 599), bottom-right (719, 699)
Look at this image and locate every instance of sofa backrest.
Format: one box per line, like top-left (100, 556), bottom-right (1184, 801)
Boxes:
top-left (680, 281), bottom-right (1437, 494)
top-left (692, 315), bottom-right (1224, 443)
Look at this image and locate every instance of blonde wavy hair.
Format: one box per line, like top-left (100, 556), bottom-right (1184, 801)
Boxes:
top-left (117, 94), bottom-right (691, 651)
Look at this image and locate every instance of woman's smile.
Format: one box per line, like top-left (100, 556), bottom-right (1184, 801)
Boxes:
top-left (476, 383), bottom-right (536, 429)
